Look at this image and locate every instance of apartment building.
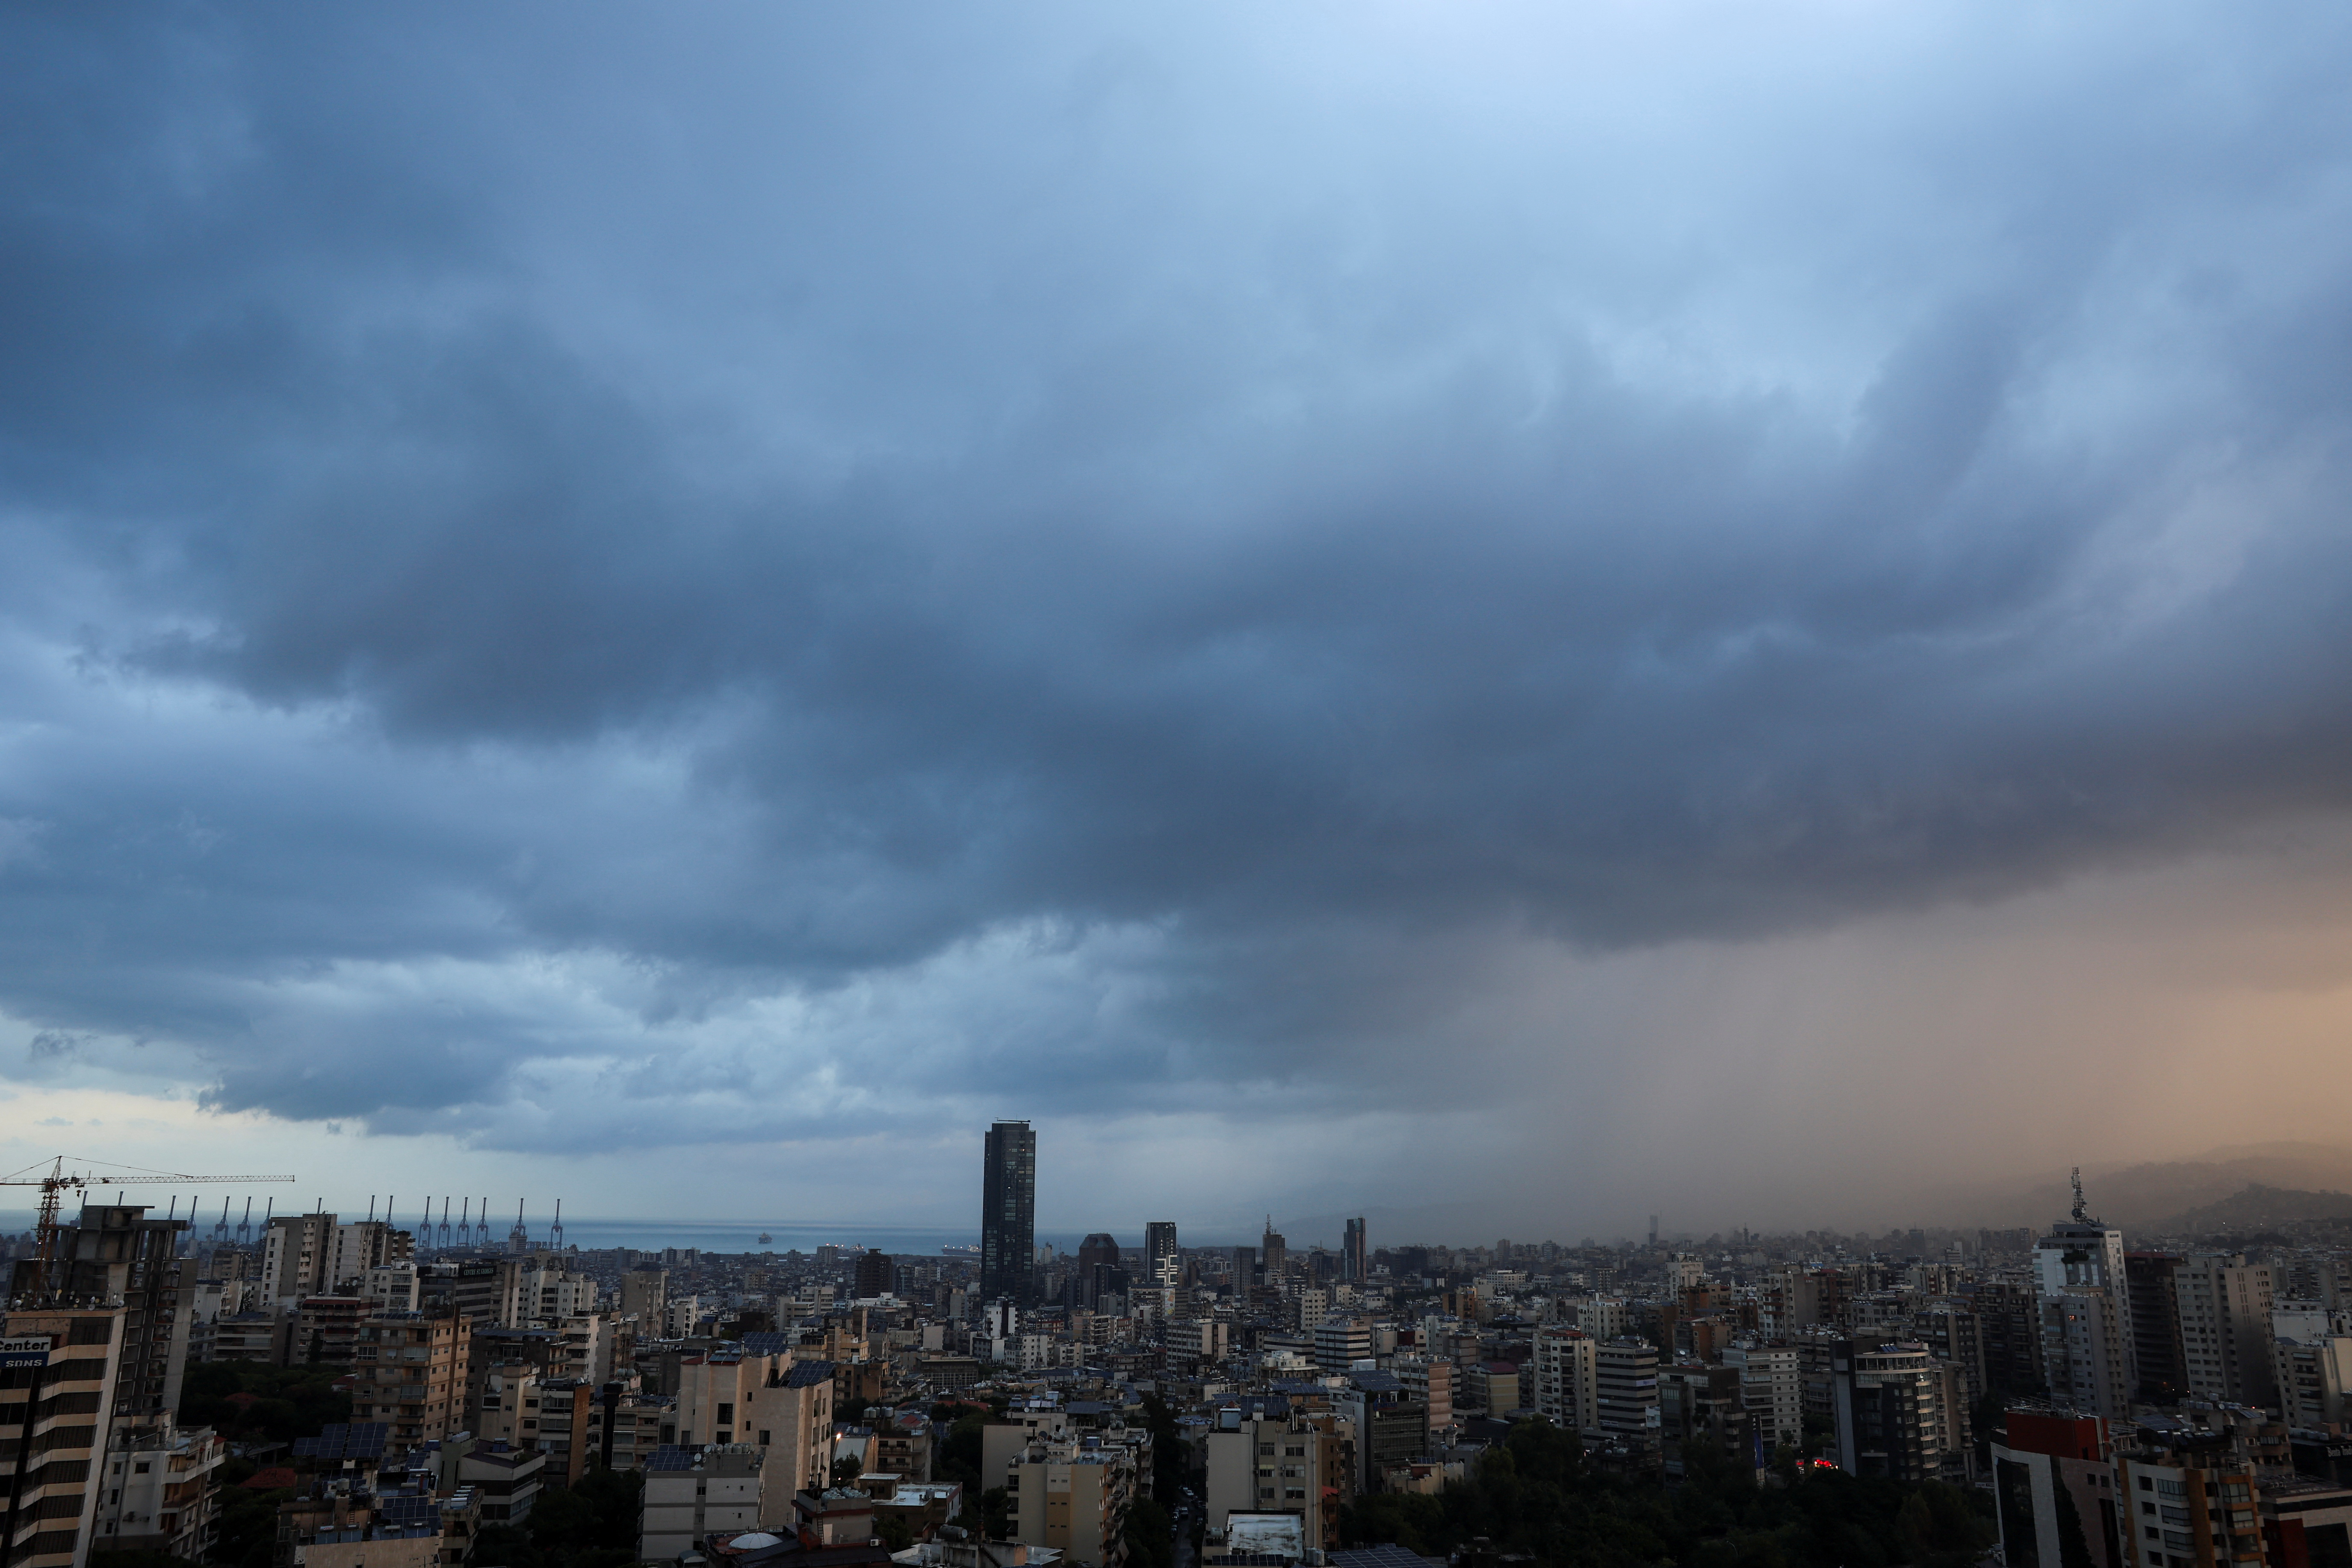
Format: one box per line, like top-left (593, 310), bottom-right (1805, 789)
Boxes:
top-left (1312, 1317), bottom-right (1371, 1374)
top-left (1531, 1328), bottom-right (1598, 1432)
top-left (1203, 1413), bottom-right (1350, 1555)
top-left (2176, 1257), bottom-right (2278, 1409)
top-left (2115, 1441), bottom-right (2267, 1568)
top-left (641, 1447), bottom-right (764, 1562)
top-left (1831, 1341), bottom-right (1968, 1483)
top-left (94, 1421), bottom-right (227, 1562)
top-left (670, 1347), bottom-right (836, 1525)
top-left (1596, 1338), bottom-right (1661, 1465)
top-left (621, 1266), bottom-right (668, 1328)
top-left (347, 1310), bottom-right (473, 1450)
top-left (1722, 1342), bottom-right (1802, 1451)
top-left (2273, 1337), bottom-right (2352, 1432)
top-left (1007, 1430), bottom-right (1144, 1568)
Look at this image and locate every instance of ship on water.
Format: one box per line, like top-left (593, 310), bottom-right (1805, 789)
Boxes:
top-left (757, 1231), bottom-right (773, 1243)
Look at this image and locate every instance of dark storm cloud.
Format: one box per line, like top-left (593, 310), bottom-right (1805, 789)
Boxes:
top-left (6, 2), bottom-right (2352, 1141)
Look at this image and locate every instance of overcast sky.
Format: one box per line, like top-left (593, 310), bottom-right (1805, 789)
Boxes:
top-left (6, 2), bottom-right (2352, 1243)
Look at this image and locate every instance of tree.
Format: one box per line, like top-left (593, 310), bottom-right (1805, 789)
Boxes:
top-left (937, 1411), bottom-right (989, 1493)
top-left (1123, 1495), bottom-right (1174, 1568)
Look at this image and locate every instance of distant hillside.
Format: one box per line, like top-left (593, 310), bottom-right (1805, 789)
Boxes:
top-left (2145, 1183), bottom-right (2352, 1238)
top-left (1999, 1145), bottom-right (2352, 1231)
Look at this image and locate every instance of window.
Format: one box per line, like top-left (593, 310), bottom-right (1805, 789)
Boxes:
top-left (759, 1431), bottom-right (771, 1446)
top-left (2140, 1477), bottom-right (2153, 1491)
top-left (719, 1403), bottom-right (735, 1424)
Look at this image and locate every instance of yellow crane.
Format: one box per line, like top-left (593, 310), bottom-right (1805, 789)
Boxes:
top-left (1, 1155), bottom-right (295, 1270)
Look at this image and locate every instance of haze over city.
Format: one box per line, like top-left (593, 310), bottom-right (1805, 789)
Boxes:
top-left (8, 3), bottom-right (2352, 1241)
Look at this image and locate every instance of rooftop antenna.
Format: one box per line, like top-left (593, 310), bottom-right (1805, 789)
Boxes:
top-left (2070, 1166), bottom-right (2089, 1225)
top-left (550, 1198), bottom-right (564, 1251)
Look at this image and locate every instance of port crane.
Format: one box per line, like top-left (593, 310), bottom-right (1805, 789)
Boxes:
top-left (1, 1158), bottom-right (295, 1293)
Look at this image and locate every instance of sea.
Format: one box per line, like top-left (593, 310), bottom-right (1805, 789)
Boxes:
top-left (0, 1208), bottom-right (1123, 1258)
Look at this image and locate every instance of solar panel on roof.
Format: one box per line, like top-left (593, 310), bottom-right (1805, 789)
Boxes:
top-left (295, 1423), bottom-right (393, 1460)
top-left (1331, 1546), bottom-right (1440, 1568)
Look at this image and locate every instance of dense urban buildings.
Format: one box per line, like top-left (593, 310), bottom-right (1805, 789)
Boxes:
top-left (13, 1149), bottom-right (2352, 1568)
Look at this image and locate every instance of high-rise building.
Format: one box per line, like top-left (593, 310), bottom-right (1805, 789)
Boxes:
top-left (1596, 1338), bottom-right (1661, 1467)
top-left (2126, 1252), bottom-right (2188, 1401)
top-left (621, 1265), bottom-right (668, 1328)
top-left (1532, 1326), bottom-right (1599, 1432)
top-left (1145, 1222), bottom-right (1179, 1286)
top-left (1722, 1341), bottom-right (1802, 1451)
top-left (2175, 1254), bottom-right (2277, 1407)
top-left (2033, 1177), bottom-right (2136, 1415)
top-left (260, 1212), bottom-right (337, 1303)
top-left (981, 1121), bottom-right (1037, 1304)
top-left (0, 1304), bottom-right (128, 1568)
top-left (1261, 1220), bottom-right (1287, 1286)
top-left (1343, 1218), bottom-right (1368, 1283)
top-left (345, 1307), bottom-right (472, 1450)
top-left (9, 1204), bottom-right (194, 1437)
top-left (854, 1250), bottom-right (893, 1299)
top-left (1075, 1233), bottom-right (1120, 1306)
top-left (2274, 1335), bottom-right (2352, 1431)
top-left (1831, 1340), bottom-right (1969, 1483)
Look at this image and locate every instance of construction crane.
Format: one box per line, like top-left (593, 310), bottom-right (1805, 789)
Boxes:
top-left (0, 1157), bottom-right (295, 1280)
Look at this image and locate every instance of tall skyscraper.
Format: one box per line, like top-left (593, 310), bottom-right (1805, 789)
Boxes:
top-left (981, 1120), bottom-right (1037, 1304)
top-left (1343, 1217), bottom-right (1368, 1282)
top-left (1145, 1221), bottom-right (1179, 1285)
top-left (1261, 1218), bottom-right (1287, 1285)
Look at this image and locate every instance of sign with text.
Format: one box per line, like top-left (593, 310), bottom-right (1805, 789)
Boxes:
top-left (0, 1336), bottom-right (53, 1368)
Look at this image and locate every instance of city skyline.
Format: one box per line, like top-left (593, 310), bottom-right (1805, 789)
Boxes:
top-left (7, 5), bottom-right (2352, 1232)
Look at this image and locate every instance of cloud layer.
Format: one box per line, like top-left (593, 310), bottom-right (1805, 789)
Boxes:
top-left (6, 2), bottom-right (2352, 1228)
